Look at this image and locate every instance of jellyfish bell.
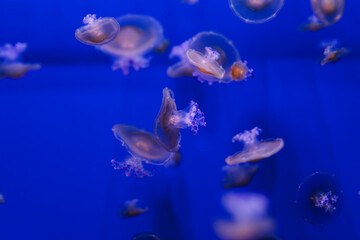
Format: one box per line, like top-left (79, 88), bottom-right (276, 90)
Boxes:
top-left (222, 163), bottom-right (259, 189)
top-left (311, 0), bottom-right (344, 25)
top-left (132, 232), bottom-right (161, 240)
top-left (0, 62), bottom-right (41, 80)
top-left (295, 171), bottom-right (343, 226)
top-left (225, 127), bottom-right (284, 165)
top-left (119, 199), bottom-right (149, 218)
top-left (229, 0), bottom-right (284, 23)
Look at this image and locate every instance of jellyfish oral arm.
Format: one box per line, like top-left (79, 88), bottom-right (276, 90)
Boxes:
top-left (111, 158), bottom-right (153, 178)
top-left (83, 14), bottom-right (98, 25)
top-left (112, 55), bottom-right (151, 75)
top-left (0, 43), bottom-right (27, 62)
top-left (312, 191), bottom-right (339, 213)
top-left (232, 127), bottom-right (262, 145)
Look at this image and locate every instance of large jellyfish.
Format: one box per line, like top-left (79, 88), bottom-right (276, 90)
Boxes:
top-left (222, 163), bottom-right (259, 189)
top-left (98, 14), bottom-right (165, 75)
top-left (295, 171), bottom-right (343, 226)
top-left (119, 199), bottom-right (149, 218)
top-left (214, 192), bottom-right (276, 240)
top-left (167, 32), bottom-right (253, 85)
top-left (111, 124), bottom-right (175, 178)
top-left (0, 43), bottom-right (40, 80)
top-left (319, 40), bottom-right (349, 66)
top-left (132, 232), bottom-right (161, 240)
top-left (228, 0), bottom-right (284, 24)
top-left (311, 0), bottom-right (345, 26)
top-left (75, 14), bottom-right (120, 46)
top-left (225, 127), bottom-right (283, 165)
top-left (154, 88), bottom-right (206, 152)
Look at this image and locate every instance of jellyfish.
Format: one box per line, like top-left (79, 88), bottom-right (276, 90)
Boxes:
top-left (154, 88), bottom-right (206, 152)
top-left (182, 0), bottom-right (199, 5)
top-left (319, 40), bottom-right (349, 66)
top-left (119, 199), bottom-right (149, 218)
top-left (153, 39), bottom-right (170, 53)
top-left (164, 151), bottom-right (182, 168)
top-left (295, 171), bottom-right (343, 226)
top-left (98, 14), bottom-right (165, 75)
top-left (0, 192), bottom-right (5, 203)
top-left (132, 232), bottom-right (161, 240)
top-left (222, 163), bottom-right (259, 189)
top-left (0, 43), bottom-right (40, 80)
top-left (298, 15), bottom-right (326, 32)
top-left (214, 192), bottom-right (276, 240)
top-left (225, 127), bottom-right (284, 165)
top-left (111, 124), bottom-right (175, 178)
top-left (311, 0), bottom-right (345, 26)
top-left (228, 0), bottom-right (284, 24)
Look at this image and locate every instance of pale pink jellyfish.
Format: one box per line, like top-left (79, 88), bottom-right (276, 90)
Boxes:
top-left (154, 88), bottom-right (206, 152)
top-left (311, 0), bottom-right (345, 26)
top-left (98, 14), bottom-right (165, 75)
top-left (167, 32), bottom-right (253, 85)
top-left (214, 192), bottom-right (276, 240)
top-left (0, 43), bottom-right (40, 80)
top-left (75, 14), bottom-right (120, 46)
top-left (225, 127), bottom-right (284, 165)
top-left (319, 39), bottom-right (349, 66)
top-left (119, 199), bottom-right (148, 218)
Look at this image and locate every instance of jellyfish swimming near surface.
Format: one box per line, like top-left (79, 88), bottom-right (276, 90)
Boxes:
top-left (214, 192), bottom-right (276, 240)
top-left (75, 14), bottom-right (120, 46)
top-left (228, 0), bottom-right (284, 24)
top-left (154, 88), bottom-right (206, 152)
top-left (0, 43), bottom-right (40, 80)
top-left (319, 40), bottom-right (349, 66)
top-left (98, 14), bottom-right (165, 75)
top-left (222, 163), bottom-right (259, 189)
top-left (119, 199), bottom-right (149, 218)
top-left (132, 232), bottom-right (161, 240)
top-left (167, 32), bottom-right (253, 85)
top-left (295, 171), bottom-right (343, 226)
top-left (225, 127), bottom-right (284, 165)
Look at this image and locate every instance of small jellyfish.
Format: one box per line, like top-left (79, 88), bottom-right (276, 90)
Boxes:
top-left (222, 163), bottom-right (259, 189)
top-left (0, 43), bottom-right (40, 80)
top-left (225, 127), bottom-right (284, 165)
top-left (119, 199), bottom-right (149, 218)
top-left (98, 14), bottom-right (165, 75)
top-left (167, 32), bottom-right (252, 84)
top-left (214, 192), bottom-right (276, 240)
top-left (295, 171), bottom-right (343, 226)
top-left (182, 0), bottom-right (199, 5)
top-left (153, 39), bottom-right (170, 53)
top-left (319, 40), bottom-right (349, 66)
top-left (311, 0), bottom-right (345, 26)
top-left (132, 232), bottom-right (161, 240)
top-left (0, 192), bottom-right (5, 203)
top-left (75, 14), bottom-right (120, 46)
top-left (154, 88), bottom-right (206, 152)
top-left (229, 0), bottom-right (284, 24)
top-left (298, 15), bottom-right (325, 32)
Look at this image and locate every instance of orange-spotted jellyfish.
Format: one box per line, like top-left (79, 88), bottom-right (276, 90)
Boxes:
top-left (225, 127), bottom-right (284, 165)
top-left (154, 88), bottom-right (206, 152)
top-left (75, 14), bottom-right (120, 46)
top-left (229, 0), bottom-right (284, 24)
top-left (319, 39), bottom-right (349, 66)
top-left (167, 32), bottom-right (253, 85)
top-left (0, 43), bottom-right (40, 80)
top-left (119, 199), bottom-right (149, 218)
top-left (98, 14), bottom-right (166, 75)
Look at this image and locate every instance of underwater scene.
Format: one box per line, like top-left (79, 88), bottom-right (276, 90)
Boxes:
top-left (0, 0), bottom-right (359, 239)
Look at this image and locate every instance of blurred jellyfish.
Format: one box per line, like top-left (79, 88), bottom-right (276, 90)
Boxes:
top-left (229, 0), bottom-right (284, 24)
top-left (226, 127), bottom-right (284, 165)
top-left (167, 32), bottom-right (253, 85)
top-left (298, 15), bottom-right (325, 31)
top-left (154, 88), bottom-right (206, 152)
top-left (214, 192), bottom-right (276, 240)
top-left (75, 14), bottom-right (120, 46)
top-left (98, 14), bottom-right (165, 75)
top-left (165, 151), bottom-right (182, 168)
top-left (311, 0), bottom-right (345, 26)
top-left (119, 199), bottom-right (149, 218)
top-left (320, 40), bottom-right (349, 66)
top-left (153, 39), bottom-right (170, 53)
top-left (295, 171), bottom-right (343, 226)
top-left (0, 192), bottom-right (5, 203)
top-left (222, 163), bottom-right (259, 189)
top-left (0, 43), bottom-right (40, 80)
top-left (182, 0), bottom-right (199, 5)
top-left (132, 232), bottom-right (161, 240)
top-left (111, 124), bottom-right (175, 178)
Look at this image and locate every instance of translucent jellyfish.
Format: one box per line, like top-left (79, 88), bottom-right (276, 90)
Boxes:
top-left (0, 43), bottom-right (40, 80)
top-left (225, 127), bottom-right (284, 165)
top-left (167, 32), bottom-right (253, 84)
top-left (119, 199), bottom-right (149, 218)
top-left (295, 171), bottom-right (343, 226)
top-left (0, 192), bottom-right (5, 203)
top-left (98, 14), bottom-right (165, 75)
top-left (214, 192), bottom-right (276, 240)
top-left (311, 0), bottom-right (345, 26)
top-left (320, 40), bottom-right (349, 66)
top-left (222, 163), bottom-right (259, 189)
top-left (182, 0), bottom-right (199, 5)
top-left (229, 0), bottom-right (284, 24)
top-left (75, 14), bottom-right (120, 46)
top-left (153, 39), bottom-right (170, 53)
top-left (154, 88), bottom-right (206, 152)
top-left (298, 15), bottom-right (325, 32)
top-left (132, 232), bottom-right (161, 240)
